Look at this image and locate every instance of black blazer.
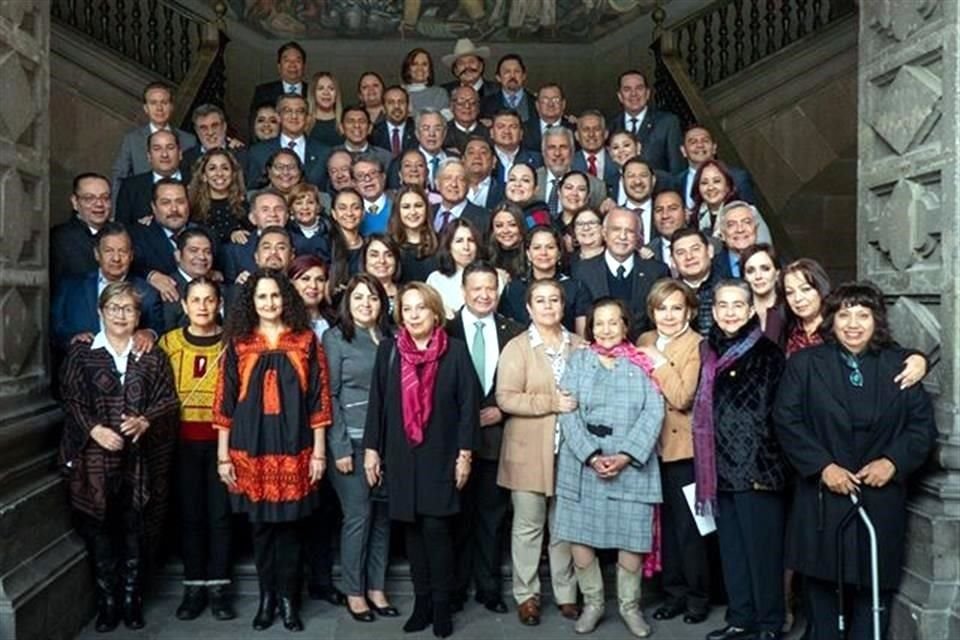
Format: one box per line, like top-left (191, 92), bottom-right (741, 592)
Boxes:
top-left (446, 311), bottom-right (524, 460)
top-left (609, 108), bottom-right (684, 174)
top-left (249, 80), bottom-right (307, 112)
top-left (161, 270), bottom-right (190, 330)
top-left (362, 336), bottom-right (481, 522)
top-left (521, 117), bottom-right (576, 153)
top-left (131, 220), bottom-right (181, 277)
top-left (774, 343), bottom-right (937, 589)
top-left (220, 232), bottom-right (258, 284)
top-left (443, 122), bottom-right (490, 153)
top-left (115, 173), bottom-right (154, 226)
top-left (50, 215), bottom-right (99, 287)
top-left (244, 137), bottom-right (331, 191)
top-left (492, 148), bottom-right (543, 184)
top-left (572, 253), bottom-right (670, 339)
top-left (480, 89), bottom-right (537, 122)
top-left (370, 119), bottom-right (418, 156)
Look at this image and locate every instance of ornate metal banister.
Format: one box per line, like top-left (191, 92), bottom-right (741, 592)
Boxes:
top-left (51, 0), bottom-right (228, 126)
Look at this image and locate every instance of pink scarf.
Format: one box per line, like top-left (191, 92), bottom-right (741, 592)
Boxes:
top-left (396, 327), bottom-right (449, 446)
top-left (590, 341), bottom-right (660, 389)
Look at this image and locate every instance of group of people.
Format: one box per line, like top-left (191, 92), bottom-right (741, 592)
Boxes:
top-left (52, 36), bottom-right (938, 640)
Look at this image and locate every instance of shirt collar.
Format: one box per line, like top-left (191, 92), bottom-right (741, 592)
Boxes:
top-left (527, 322), bottom-right (571, 352)
top-left (364, 194), bottom-right (388, 211)
top-left (153, 171), bottom-right (182, 182)
top-left (281, 134), bottom-right (304, 147)
top-left (626, 107), bottom-right (648, 124)
top-left (148, 122), bottom-right (170, 134)
top-left (91, 331), bottom-right (134, 359)
top-left (461, 306), bottom-right (493, 326)
top-left (604, 250), bottom-right (635, 275)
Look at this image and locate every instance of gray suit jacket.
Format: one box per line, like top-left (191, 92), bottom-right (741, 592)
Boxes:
top-left (112, 125), bottom-right (197, 194)
top-left (535, 167), bottom-right (608, 211)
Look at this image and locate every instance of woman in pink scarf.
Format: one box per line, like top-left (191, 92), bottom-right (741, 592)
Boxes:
top-left (362, 282), bottom-right (480, 638)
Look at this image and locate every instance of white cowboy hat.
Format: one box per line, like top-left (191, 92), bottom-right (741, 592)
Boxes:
top-left (442, 38), bottom-right (492, 68)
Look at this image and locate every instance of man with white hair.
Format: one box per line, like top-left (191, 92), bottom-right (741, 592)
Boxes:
top-left (535, 126), bottom-right (607, 216)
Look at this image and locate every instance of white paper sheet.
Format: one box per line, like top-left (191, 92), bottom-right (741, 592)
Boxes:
top-left (682, 482), bottom-right (717, 536)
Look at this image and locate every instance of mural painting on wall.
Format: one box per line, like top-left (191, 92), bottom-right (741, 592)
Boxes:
top-left (236, 0), bottom-right (659, 40)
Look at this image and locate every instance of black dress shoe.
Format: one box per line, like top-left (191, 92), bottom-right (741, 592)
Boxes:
top-left (705, 625), bottom-right (753, 640)
top-left (348, 604), bottom-right (376, 622)
top-left (308, 584), bottom-right (347, 606)
top-left (279, 596), bottom-right (304, 631)
top-left (652, 601), bottom-right (685, 621)
top-left (683, 610), bottom-right (709, 624)
top-left (403, 595), bottom-right (432, 633)
top-left (252, 591), bottom-right (277, 631)
top-left (450, 590), bottom-right (466, 613)
top-left (367, 598), bottom-right (400, 617)
top-left (176, 585), bottom-right (208, 621)
top-left (475, 592), bottom-right (508, 613)
top-left (208, 585), bottom-right (236, 621)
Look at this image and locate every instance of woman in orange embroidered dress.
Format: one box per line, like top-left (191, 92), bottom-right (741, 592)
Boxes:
top-left (214, 269), bottom-right (332, 632)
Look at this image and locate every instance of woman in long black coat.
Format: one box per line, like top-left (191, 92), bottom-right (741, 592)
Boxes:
top-left (774, 282), bottom-right (937, 639)
top-left (363, 281), bottom-right (480, 638)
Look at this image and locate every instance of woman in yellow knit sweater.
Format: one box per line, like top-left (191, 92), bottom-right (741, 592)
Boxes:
top-left (158, 277), bottom-right (235, 622)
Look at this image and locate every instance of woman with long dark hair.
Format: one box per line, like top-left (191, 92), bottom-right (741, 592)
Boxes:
top-left (388, 185), bottom-right (439, 283)
top-left (400, 48), bottom-right (449, 115)
top-left (487, 202), bottom-right (527, 280)
top-left (328, 188), bottom-right (366, 306)
top-left (361, 234), bottom-right (403, 315)
top-left (187, 149), bottom-right (249, 245)
top-left (214, 270), bottom-right (332, 631)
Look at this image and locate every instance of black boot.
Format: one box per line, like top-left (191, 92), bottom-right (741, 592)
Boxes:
top-left (94, 560), bottom-right (120, 633)
top-left (432, 594), bottom-right (452, 638)
top-left (121, 559), bottom-right (145, 629)
top-left (175, 585), bottom-right (207, 621)
top-left (252, 590), bottom-right (277, 630)
top-left (403, 594), bottom-right (433, 633)
top-left (208, 584), bottom-right (236, 621)
top-left (279, 594), bottom-right (304, 631)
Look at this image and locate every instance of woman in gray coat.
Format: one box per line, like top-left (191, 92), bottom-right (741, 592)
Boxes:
top-left (555, 297), bottom-right (665, 638)
top-left (322, 274), bottom-right (398, 622)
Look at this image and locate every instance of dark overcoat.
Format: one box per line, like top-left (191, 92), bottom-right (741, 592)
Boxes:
top-left (362, 336), bottom-right (481, 522)
top-left (773, 343), bottom-right (937, 589)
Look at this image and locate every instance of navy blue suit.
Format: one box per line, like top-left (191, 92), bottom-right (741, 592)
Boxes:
top-left (572, 149), bottom-right (621, 193)
top-left (492, 149), bottom-right (543, 184)
top-left (220, 233), bottom-right (258, 284)
top-left (370, 119), bottom-right (418, 157)
top-left (245, 137), bottom-right (331, 191)
top-left (609, 108), bottom-right (684, 174)
top-left (431, 201), bottom-right (491, 242)
top-left (289, 224), bottom-right (331, 261)
top-left (480, 89), bottom-right (537, 122)
top-left (572, 254), bottom-right (670, 340)
top-left (115, 173), bottom-right (154, 226)
top-left (51, 272), bottom-right (165, 348)
top-left (131, 220), bottom-right (181, 277)
top-left (522, 118), bottom-right (576, 153)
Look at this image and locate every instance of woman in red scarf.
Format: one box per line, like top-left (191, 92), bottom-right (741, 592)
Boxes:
top-left (362, 282), bottom-right (481, 638)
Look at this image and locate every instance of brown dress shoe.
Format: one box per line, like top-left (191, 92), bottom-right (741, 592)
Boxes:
top-left (517, 597), bottom-right (541, 626)
top-left (558, 603), bottom-right (581, 620)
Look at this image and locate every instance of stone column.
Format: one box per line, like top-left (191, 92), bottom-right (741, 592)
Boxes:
top-left (0, 2), bottom-right (93, 638)
top-left (859, 0), bottom-right (960, 638)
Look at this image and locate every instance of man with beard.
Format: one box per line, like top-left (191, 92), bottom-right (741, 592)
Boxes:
top-left (616, 157), bottom-right (659, 246)
top-left (370, 86), bottom-right (417, 158)
top-left (481, 54), bottom-right (537, 122)
top-left (131, 179), bottom-right (192, 287)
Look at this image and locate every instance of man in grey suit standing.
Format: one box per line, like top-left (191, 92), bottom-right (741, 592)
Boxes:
top-left (112, 81), bottom-right (196, 195)
top-left (608, 70), bottom-right (683, 174)
top-left (535, 127), bottom-right (609, 216)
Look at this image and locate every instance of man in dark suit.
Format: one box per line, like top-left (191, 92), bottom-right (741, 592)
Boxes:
top-left (221, 189), bottom-right (291, 284)
top-left (111, 80), bottom-right (196, 195)
top-left (464, 136), bottom-right (504, 210)
top-left (369, 86), bottom-right (417, 158)
top-left (245, 94), bottom-right (331, 191)
top-left (670, 124), bottom-right (757, 208)
top-left (336, 104), bottom-right (394, 170)
top-left (609, 70), bottom-right (684, 174)
top-left (572, 110), bottom-right (620, 192)
top-left (248, 41), bottom-right (308, 135)
top-left (480, 54), bottom-right (537, 122)
top-left (432, 158), bottom-right (491, 239)
top-left (444, 86), bottom-right (489, 153)
top-left (162, 227), bottom-right (216, 329)
top-left (536, 127), bottom-right (608, 216)
top-left (490, 110), bottom-right (542, 184)
top-left (522, 83), bottom-right (576, 153)
top-left (572, 208), bottom-right (669, 339)
top-left (180, 103), bottom-right (247, 174)
top-left (613, 157), bottom-right (660, 247)
top-left (447, 261), bottom-right (524, 615)
top-left (115, 130), bottom-right (189, 226)
top-left (51, 173), bottom-right (112, 289)
top-left (440, 38), bottom-right (499, 99)
top-left (641, 189), bottom-right (687, 270)
top-left (131, 178), bottom-right (190, 281)
top-left (51, 223), bottom-right (165, 351)
top-left (671, 227), bottom-right (725, 335)
top-left (388, 109), bottom-right (455, 190)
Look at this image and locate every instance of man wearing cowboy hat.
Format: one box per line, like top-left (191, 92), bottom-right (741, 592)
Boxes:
top-left (442, 38), bottom-right (499, 100)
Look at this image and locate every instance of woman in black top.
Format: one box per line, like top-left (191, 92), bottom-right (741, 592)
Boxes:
top-left (306, 71), bottom-right (345, 147)
top-left (187, 149), bottom-right (249, 244)
top-left (328, 188), bottom-right (366, 306)
top-left (387, 185), bottom-right (439, 283)
top-left (487, 202), bottom-right (527, 279)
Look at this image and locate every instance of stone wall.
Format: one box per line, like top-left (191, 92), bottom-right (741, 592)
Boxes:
top-left (858, 0), bottom-right (960, 637)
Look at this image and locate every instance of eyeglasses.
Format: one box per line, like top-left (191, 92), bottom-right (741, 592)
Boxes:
top-left (77, 194), bottom-right (111, 204)
top-left (538, 97), bottom-right (564, 105)
top-left (574, 220), bottom-right (600, 229)
top-left (271, 163), bottom-right (300, 174)
top-left (103, 304), bottom-right (138, 317)
top-left (353, 170), bottom-right (381, 182)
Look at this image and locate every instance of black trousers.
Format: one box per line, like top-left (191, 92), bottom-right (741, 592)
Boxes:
top-left (716, 490), bottom-right (785, 632)
top-left (660, 459), bottom-right (710, 614)
top-left (252, 521), bottom-right (304, 597)
top-left (406, 515), bottom-right (454, 600)
top-left (803, 576), bottom-right (892, 640)
top-left (76, 503), bottom-right (142, 573)
top-left (176, 440), bottom-right (232, 582)
top-left (303, 478), bottom-right (341, 589)
top-left (453, 458), bottom-right (508, 598)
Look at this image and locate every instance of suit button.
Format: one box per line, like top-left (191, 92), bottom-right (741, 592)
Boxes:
top-left (730, 370), bottom-right (736, 377)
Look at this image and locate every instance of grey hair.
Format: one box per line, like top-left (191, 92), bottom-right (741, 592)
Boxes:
top-left (414, 107), bottom-right (447, 131)
top-left (191, 103), bottom-right (226, 124)
top-left (541, 125), bottom-right (575, 152)
top-left (578, 109), bottom-right (607, 131)
top-left (717, 200), bottom-right (761, 231)
top-left (436, 156), bottom-right (465, 178)
top-left (712, 278), bottom-right (754, 306)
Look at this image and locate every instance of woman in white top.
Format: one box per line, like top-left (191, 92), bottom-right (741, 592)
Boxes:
top-left (426, 219), bottom-right (506, 318)
top-left (401, 48), bottom-right (449, 115)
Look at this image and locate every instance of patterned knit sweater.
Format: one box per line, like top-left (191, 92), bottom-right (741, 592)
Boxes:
top-left (158, 328), bottom-right (224, 441)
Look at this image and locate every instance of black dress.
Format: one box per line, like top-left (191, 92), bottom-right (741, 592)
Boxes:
top-left (362, 336), bottom-right (481, 522)
top-left (308, 119), bottom-right (344, 147)
top-left (399, 244), bottom-right (438, 284)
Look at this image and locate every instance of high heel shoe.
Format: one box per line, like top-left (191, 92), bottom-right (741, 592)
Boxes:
top-left (367, 597), bottom-right (400, 617)
top-left (278, 595), bottom-right (303, 631)
top-left (252, 590), bottom-right (277, 631)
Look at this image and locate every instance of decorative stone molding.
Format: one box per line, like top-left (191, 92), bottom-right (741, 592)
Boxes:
top-left (866, 178), bottom-right (940, 272)
top-left (868, 0), bottom-right (942, 43)
top-left (866, 64), bottom-right (942, 156)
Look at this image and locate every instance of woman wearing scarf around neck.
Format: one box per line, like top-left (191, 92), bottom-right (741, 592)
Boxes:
top-left (693, 279), bottom-right (787, 640)
top-left (362, 282), bottom-right (480, 638)
top-left (635, 280), bottom-right (710, 626)
top-left (553, 298), bottom-right (665, 638)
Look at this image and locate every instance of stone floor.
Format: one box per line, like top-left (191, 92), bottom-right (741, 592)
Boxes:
top-left (77, 596), bottom-right (807, 640)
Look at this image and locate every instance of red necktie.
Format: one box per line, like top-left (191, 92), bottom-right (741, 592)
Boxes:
top-left (391, 128), bottom-right (401, 157)
top-left (587, 154), bottom-right (598, 177)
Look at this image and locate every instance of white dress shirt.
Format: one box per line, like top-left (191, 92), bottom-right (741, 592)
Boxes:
top-left (621, 197), bottom-right (653, 245)
top-left (461, 307), bottom-right (499, 395)
top-left (604, 250), bottom-right (635, 278)
top-left (467, 177), bottom-right (492, 207)
top-left (283, 82), bottom-right (303, 95)
top-left (280, 134), bottom-right (306, 163)
top-left (91, 332), bottom-right (134, 384)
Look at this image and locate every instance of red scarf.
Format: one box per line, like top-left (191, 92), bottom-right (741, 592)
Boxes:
top-left (396, 327), bottom-right (449, 446)
top-left (590, 341), bottom-right (660, 389)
